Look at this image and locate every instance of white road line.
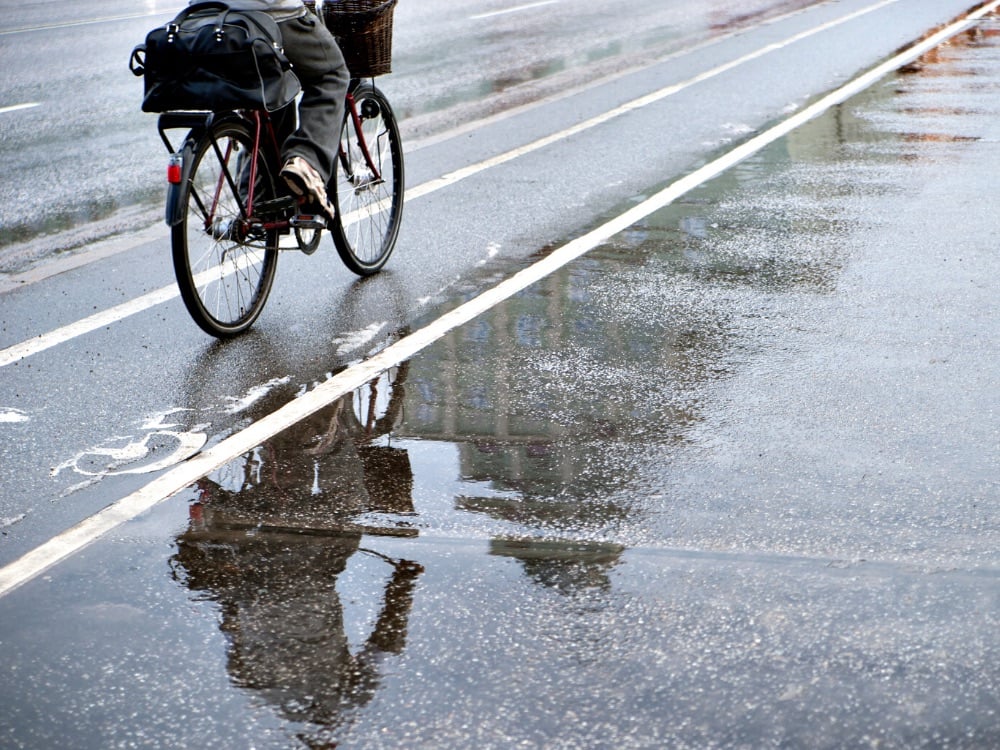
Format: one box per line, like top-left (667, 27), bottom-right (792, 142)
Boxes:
top-left (410, 0), bottom-right (904, 201)
top-left (0, 286), bottom-right (179, 369)
top-left (1, 0), bottom-right (996, 600)
top-left (470, 1), bottom-right (559, 21)
top-left (0, 0), bottom-right (905, 368)
top-left (0, 12), bottom-right (167, 36)
top-left (0, 102), bottom-right (41, 115)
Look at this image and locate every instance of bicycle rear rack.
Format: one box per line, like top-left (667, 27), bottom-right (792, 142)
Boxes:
top-left (157, 111), bottom-right (215, 153)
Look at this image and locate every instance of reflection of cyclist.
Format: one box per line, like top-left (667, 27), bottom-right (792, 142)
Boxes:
top-left (173, 389), bottom-right (420, 740)
top-left (192, 382), bottom-right (414, 522)
top-left (174, 532), bottom-right (421, 741)
top-left (191, 0), bottom-right (348, 219)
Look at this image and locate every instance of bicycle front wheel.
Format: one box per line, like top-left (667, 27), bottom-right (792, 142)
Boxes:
top-left (172, 118), bottom-right (279, 337)
top-left (331, 83), bottom-right (404, 276)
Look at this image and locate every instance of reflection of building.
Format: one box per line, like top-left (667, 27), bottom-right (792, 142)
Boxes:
top-left (490, 538), bottom-right (625, 595)
top-left (399, 262), bottom-right (703, 508)
top-left (783, 82), bottom-right (893, 163)
top-left (172, 378), bottom-right (421, 746)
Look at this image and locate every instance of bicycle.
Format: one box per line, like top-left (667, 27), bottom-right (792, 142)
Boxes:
top-left (153, 1), bottom-right (404, 338)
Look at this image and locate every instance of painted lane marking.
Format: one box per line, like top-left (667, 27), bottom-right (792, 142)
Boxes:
top-left (0, 102), bottom-right (40, 115)
top-left (0, 408), bottom-right (30, 424)
top-left (470, 1), bottom-right (560, 21)
top-left (0, 223), bottom-right (164, 295)
top-left (0, 285), bottom-right (179, 368)
top-left (0, 0), bottom-right (905, 368)
top-left (1, 0), bottom-right (996, 599)
top-left (49, 383), bottom-right (290, 497)
top-left (51, 430), bottom-right (209, 478)
top-left (408, 0), bottom-right (905, 201)
top-left (0, 13), bottom-right (168, 36)
top-left (0, 253), bottom-right (282, 368)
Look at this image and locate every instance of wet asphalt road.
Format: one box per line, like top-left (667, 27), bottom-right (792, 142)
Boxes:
top-left (0, 0), bottom-right (825, 269)
top-left (2, 0), bottom-right (1000, 747)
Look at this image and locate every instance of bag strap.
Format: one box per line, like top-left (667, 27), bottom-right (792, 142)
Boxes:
top-left (129, 45), bottom-right (146, 77)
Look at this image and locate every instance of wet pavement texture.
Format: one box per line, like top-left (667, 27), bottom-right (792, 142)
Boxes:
top-left (3, 15), bottom-right (1000, 750)
top-left (0, 0), bottom-right (823, 270)
top-left (392, 0), bottom-right (822, 129)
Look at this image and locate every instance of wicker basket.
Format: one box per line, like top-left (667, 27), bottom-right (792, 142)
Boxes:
top-left (323, 0), bottom-right (397, 77)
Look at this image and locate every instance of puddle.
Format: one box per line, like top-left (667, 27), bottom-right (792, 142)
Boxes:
top-left (171, 523), bottom-right (422, 747)
top-left (168, 365), bottom-right (421, 745)
top-left (162, 7), bottom-right (1000, 570)
top-left (149, 16), bottom-right (1000, 747)
top-left (317, 14), bottom-right (1000, 553)
top-left (179, 25), bottom-right (999, 563)
top-left (184, 362), bottom-right (414, 538)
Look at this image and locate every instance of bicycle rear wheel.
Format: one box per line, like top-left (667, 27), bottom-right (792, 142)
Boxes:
top-left (172, 118), bottom-right (279, 337)
top-left (330, 82), bottom-right (404, 276)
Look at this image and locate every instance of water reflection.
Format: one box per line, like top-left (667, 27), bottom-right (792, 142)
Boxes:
top-left (168, 23), bottom-right (1000, 739)
top-left (171, 366), bottom-right (420, 745)
top-left (491, 538), bottom-right (624, 596)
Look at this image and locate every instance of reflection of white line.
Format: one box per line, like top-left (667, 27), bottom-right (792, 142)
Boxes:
top-left (2, 1), bottom-right (996, 599)
top-left (470, 1), bottom-right (559, 21)
top-left (0, 102), bottom-right (40, 115)
top-left (0, 0), bottom-right (905, 367)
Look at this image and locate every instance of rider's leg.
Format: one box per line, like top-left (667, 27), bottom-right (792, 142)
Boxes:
top-left (276, 11), bottom-right (349, 216)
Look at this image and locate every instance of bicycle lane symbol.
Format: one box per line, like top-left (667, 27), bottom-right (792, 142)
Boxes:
top-left (48, 364), bottom-right (407, 496)
top-left (49, 377), bottom-right (294, 496)
top-left (51, 409), bottom-right (209, 496)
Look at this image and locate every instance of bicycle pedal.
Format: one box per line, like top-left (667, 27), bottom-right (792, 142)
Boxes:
top-left (290, 214), bottom-right (328, 230)
top-left (254, 196), bottom-right (296, 217)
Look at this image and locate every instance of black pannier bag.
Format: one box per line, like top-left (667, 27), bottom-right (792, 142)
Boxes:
top-left (129, 1), bottom-right (301, 113)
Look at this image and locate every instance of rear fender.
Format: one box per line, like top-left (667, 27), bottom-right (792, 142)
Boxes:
top-left (159, 112), bottom-right (245, 228)
top-left (165, 137), bottom-right (200, 228)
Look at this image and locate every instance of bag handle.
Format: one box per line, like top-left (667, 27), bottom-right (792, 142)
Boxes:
top-left (181, 1), bottom-right (286, 51)
top-left (129, 45), bottom-right (146, 77)
top-left (161, 2), bottom-right (230, 35)
top-left (183, 1), bottom-right (232, 13)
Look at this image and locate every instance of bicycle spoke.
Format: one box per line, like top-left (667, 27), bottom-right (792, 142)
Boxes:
top-left (172, 120), bottom-right (278, 337)
top-left (330, 83), bottom-right (403, 276)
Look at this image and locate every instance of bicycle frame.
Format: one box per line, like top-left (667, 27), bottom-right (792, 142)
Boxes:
top-left (157, 91), bottom-right (382, 236)
top-left (162, 80), bottom-right (403, 336)
top-left (158, 110), bottom-right (295, 239)
top-left (343, 90), bottom-right (383, 186)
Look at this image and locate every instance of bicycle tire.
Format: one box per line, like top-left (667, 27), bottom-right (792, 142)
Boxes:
top-left (172, 118), bottom-right (279, 337)
top-left (330, 82), bottom-right (404, 276)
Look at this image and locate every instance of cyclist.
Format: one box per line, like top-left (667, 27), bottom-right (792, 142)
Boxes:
top-left (189, 0), bottom-right (349, 220)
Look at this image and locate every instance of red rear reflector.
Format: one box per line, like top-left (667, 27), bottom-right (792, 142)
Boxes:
top-left (167, 154), bottom-right (182, 184)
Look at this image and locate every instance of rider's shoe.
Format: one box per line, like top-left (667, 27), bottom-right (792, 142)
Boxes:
top-left (280, 156), bottom-right (335, 224)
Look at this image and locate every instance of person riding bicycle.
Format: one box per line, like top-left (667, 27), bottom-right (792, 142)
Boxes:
top-left (190, 0), bottom-right (349, 220)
